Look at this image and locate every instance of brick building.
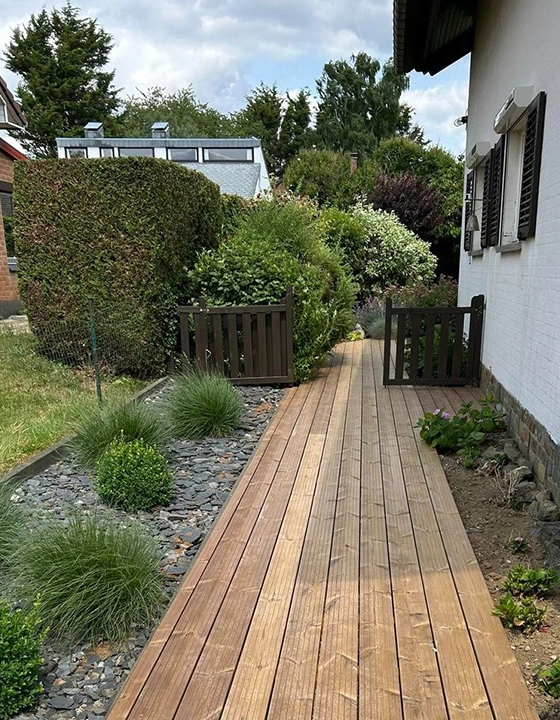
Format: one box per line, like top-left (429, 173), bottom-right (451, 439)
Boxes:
top-left (0, 76), bottom-right (26, 317)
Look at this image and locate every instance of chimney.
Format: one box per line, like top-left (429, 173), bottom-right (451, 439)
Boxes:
top-left (151, 121), bottom-right (170, 139)
top-left (84, 121), bottom-right (103, 139)
top-left (350, 152), bottom-right (358, 174)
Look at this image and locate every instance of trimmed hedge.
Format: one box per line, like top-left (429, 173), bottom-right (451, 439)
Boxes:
top-left (14, 158), bottom-right (222, 377)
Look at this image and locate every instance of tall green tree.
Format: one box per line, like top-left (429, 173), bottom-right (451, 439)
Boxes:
top-left (120, 87), bottom-right (233, 139)
top-left (233, 83), bottom-right (283, 175)
top-left (277, 90), bottom-right (311, 171)
top-left (313, 53), bottom-right (409, 158)
top-left (4, 2), bottom-right (120, 157)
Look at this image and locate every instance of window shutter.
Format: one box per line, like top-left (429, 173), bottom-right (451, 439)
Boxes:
top-left (518, 91), bottom-right (546, 240)
top-left (464, 170), bottom-right (475, 251)
top-left (488, 134), bottom-right (505, 246)
top-left (480, 150), bottom-right (494, 248)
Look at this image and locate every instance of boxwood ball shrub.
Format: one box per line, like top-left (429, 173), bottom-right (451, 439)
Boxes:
top-left (13, 515), bottom-right (164, 645)
top-left (0, 599), bottom-right (46, 720)
top-left (189, 200), bottom-right (357, 381)
top-left (96, 437), bottom-right (173, 511)
top-left (72, 400), bottom-right (170, 470)
top-left (168, 370), bottom-right (242, 439)
top-left (14, 158), bottom-right (222, 377)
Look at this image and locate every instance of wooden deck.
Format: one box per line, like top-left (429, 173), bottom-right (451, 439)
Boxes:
top-left (108, 340), bottom-right (538, 720)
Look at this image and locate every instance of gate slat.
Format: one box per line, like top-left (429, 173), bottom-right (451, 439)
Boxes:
top-left (242, 313), bottom-right (254, 378)
top-left (394, 314), bottom-right (407, 381)
top-left (451, 313), bottom-right (465, 382)
top-left (179, 312), bottom-right (190, 361)
top-left (194, 299), bottom-right (208, 368)
top-left (228, 314), bottom-right (239, 380)
top-left (423, 315), bottom-right (435, 382)
top-left (213, 314), bottom-right (224, 374)
top-left (437, 314), bottom-right (450, 380)
top-left (408, 314), bottom-right (422, 379)
top-left (271, 312), bottom-right (281, 377)
top-left (257, 313), bottom-right (267, 379)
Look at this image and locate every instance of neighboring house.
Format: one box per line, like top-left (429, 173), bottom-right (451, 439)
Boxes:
top-left (0, 76), bottom-right (26, 318)
top-left (394, 0), bottom-right (560, 500)
top-left (56, 123), bottom-right (271, 199)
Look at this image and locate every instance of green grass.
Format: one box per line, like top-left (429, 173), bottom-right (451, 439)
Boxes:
top-left (0, 482), bottom-right (24, 570)
top-left (0, 330), bottom-right (144, 475)
top-left (167, 368), bottom-right (242, 439)
top-left (11, 514), bottom-right (165, 645)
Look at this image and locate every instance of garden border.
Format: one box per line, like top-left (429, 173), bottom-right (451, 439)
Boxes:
top-left (0, 377), bottom-right (169, 487)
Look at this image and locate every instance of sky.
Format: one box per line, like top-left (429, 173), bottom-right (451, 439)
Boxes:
top-left (0, 0), bottom-right (471, 155)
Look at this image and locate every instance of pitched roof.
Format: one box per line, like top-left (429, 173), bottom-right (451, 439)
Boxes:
top-left (0, 137), bottom-right (26, 161)
top-left (0, 76), bottom-right (26, 127)
top-left (184, 162), bottom-right (262, 199)
top-left (393, 0), bottom-right (476, 75)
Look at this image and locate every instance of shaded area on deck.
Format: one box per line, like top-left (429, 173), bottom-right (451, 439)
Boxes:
top-left (108, 340), bottom-right (538, 720)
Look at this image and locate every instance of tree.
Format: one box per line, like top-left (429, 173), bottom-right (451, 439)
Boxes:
top-left (313, 53), bottom-right (409, 159)
top-left (5, 3), bottom-right (120, 157)
top-left (120, 87), bottom-right (232, 139)
top-left (368, 173), bottom-right (444, 240)
top-left (277, 90), bottom-right (311, 171)
top-left (233, 83), bottom-right (283, 175)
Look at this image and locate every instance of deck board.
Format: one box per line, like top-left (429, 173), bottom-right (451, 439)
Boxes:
top-left (107, 340), bottom-right (538, 720)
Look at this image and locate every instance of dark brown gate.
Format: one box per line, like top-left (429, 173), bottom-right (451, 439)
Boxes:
top-left (382, 295), bottom-right (485, 386)
top-left (177, 288), bottom-right (294, 385)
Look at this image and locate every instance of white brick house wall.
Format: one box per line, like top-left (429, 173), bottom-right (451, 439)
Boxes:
top-left (459, 0), bottom-right (560, 444)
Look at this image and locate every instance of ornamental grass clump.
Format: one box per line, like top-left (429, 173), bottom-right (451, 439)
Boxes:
top-left (13, 515), bottom-right (164, 645)
top-left (0, 599), bottom-right (46, 720)
top-left (96, 437), bottom-right (173, 512)
top-left (168, 369), bottom-right (242, 439)
top-left (0, 482), bottom-right (24, 569)
top-left (72, 400), bottom-right (170, 469)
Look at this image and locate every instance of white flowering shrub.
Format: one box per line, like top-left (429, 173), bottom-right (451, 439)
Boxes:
top-left (352, 206), bottom-right (437, 290)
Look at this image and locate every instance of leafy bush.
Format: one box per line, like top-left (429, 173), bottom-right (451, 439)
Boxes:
top-left (96, 438), bottom-right (173, 511)
top-left (368, 172), bottom-right (444, 240)
top-left (355, 296), bottom-right (394, 340)
top-left (221, 193), bottom-right (251, 239)
top-left (537, 659), bottom-right (560, 698)
top-left (0, 483), bottom-right (24, 569)
top-left (0, 599), bottom-right (46, 720)
top-left (408, 324), bottom-right (468, 380)
top-left (502, 565), bottom-right (559, 598)
top-left (13, 515), bottom-right (164, 644)
top-left (492, 593), bottom-right (545, 631)
top-left (72, 400), bottom-right (170, 470)
top-left (318, 206), bottom-right (369, 286)
top-left (168, 370), bottom-right (242, 439)
top-left (189, 200), bottom-right (356, 381)
top-left (15, 158), bottom-right (222, 377)
top-left (284, 149), bottom-right (358, 207)
top-left (507, 535), bottom-right (529, 554)
top-left (417, 393), bottom-right (505, 464)
top-left (385, 276), bottom-right (458, 308)
top-left (351, 206), bottom-right (437, 292)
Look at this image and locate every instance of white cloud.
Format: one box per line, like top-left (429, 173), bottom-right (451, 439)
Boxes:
top-left (403, 80), bottom-right (469, 156)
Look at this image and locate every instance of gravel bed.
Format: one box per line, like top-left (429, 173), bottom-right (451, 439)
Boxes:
top-left (10, 383), bottom-right (283, 720)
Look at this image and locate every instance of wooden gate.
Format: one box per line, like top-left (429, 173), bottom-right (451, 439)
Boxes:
top-left (382, 295), bottom-right (485, 386)
top-left (177, 289), bottom-right (294, 385)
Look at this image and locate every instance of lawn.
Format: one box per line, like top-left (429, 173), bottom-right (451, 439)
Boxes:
top-left (0, 330), bottom-right (145, 475)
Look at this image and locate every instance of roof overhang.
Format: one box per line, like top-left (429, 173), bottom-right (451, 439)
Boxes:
top-left (0, 137), bottom-right (26, 161)
top-left (394, 0), bottom-right (477, 75)
top-left (0, 76), bottom-right (26, 128)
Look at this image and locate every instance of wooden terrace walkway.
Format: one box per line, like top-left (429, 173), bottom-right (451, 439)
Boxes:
top-left (108, 340), bottom-right (538, 720)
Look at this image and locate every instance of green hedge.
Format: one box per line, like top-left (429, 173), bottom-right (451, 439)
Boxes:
top-left (14, 158), bottom-right (222, 377)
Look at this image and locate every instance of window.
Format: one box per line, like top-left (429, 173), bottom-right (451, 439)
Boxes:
top-left (168, 148), bottom-right (197, 162)
top-left (203, 147), bottom-right (252, 162)
top-left (118, 147), bottom-right (154, 157)
top-left (101, 148), bottom-right (114, 158)
top-left (0, 190), bottom-right (12, 217)
top-left (66, 148), bottom-right (87, 159)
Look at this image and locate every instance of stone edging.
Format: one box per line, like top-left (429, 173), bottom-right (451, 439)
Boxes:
top-left (0, 377), bottom-right (169, 487)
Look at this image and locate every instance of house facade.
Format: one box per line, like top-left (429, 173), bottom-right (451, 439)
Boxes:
top-left (56, 124), bottom-right (271, 200)
top-left (0, 77), bottom-right (26, 317)
top-left (394, 0), bottom-right (560, 499)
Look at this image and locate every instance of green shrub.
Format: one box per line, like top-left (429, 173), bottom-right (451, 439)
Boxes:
top-left (14, 158), bottom-right (222, 377)
top-left (493, 593), bottom-right (545, 631)
top-left (385, 276), bottom-right (458, 308)
top-left (72, 400), bottom-right (170, 470)
top-left (96, 437), bottom-right (173, 511)
top-left (352, 206), bottom-right (437, 291)
top-left (537, 659), bottom-right (560, 697)
top-left (221, 193), bottom-right (251, 238)
top-left (188, 200), bottom-right (356, 381)
top-left (502, 565), bottom-right (559, 598)
top-left (13, 515), bottom-right (164, 644)
top-left (168, 370), bottom-right (242, 439)
top-left (318, 206), bottom-right (369, 289)
top-left (0, 483), bottom-right (24, 569)
top-left (0, 599), bottom-right (46, 720)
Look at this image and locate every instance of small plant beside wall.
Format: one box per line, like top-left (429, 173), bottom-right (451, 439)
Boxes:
top-left (502, 564), bottom-right (559, 598)
top-left (416, 392), bottom-right (505, 466)
top-left (537, 659), bottom-right (560, 698)
top-left (493, 593), bottom-right (546, 632)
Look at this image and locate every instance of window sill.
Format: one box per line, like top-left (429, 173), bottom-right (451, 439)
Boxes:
top-left (495, 242), bottom-right (523, 253)
top-left (469, 249), bottom-right (484, 257)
